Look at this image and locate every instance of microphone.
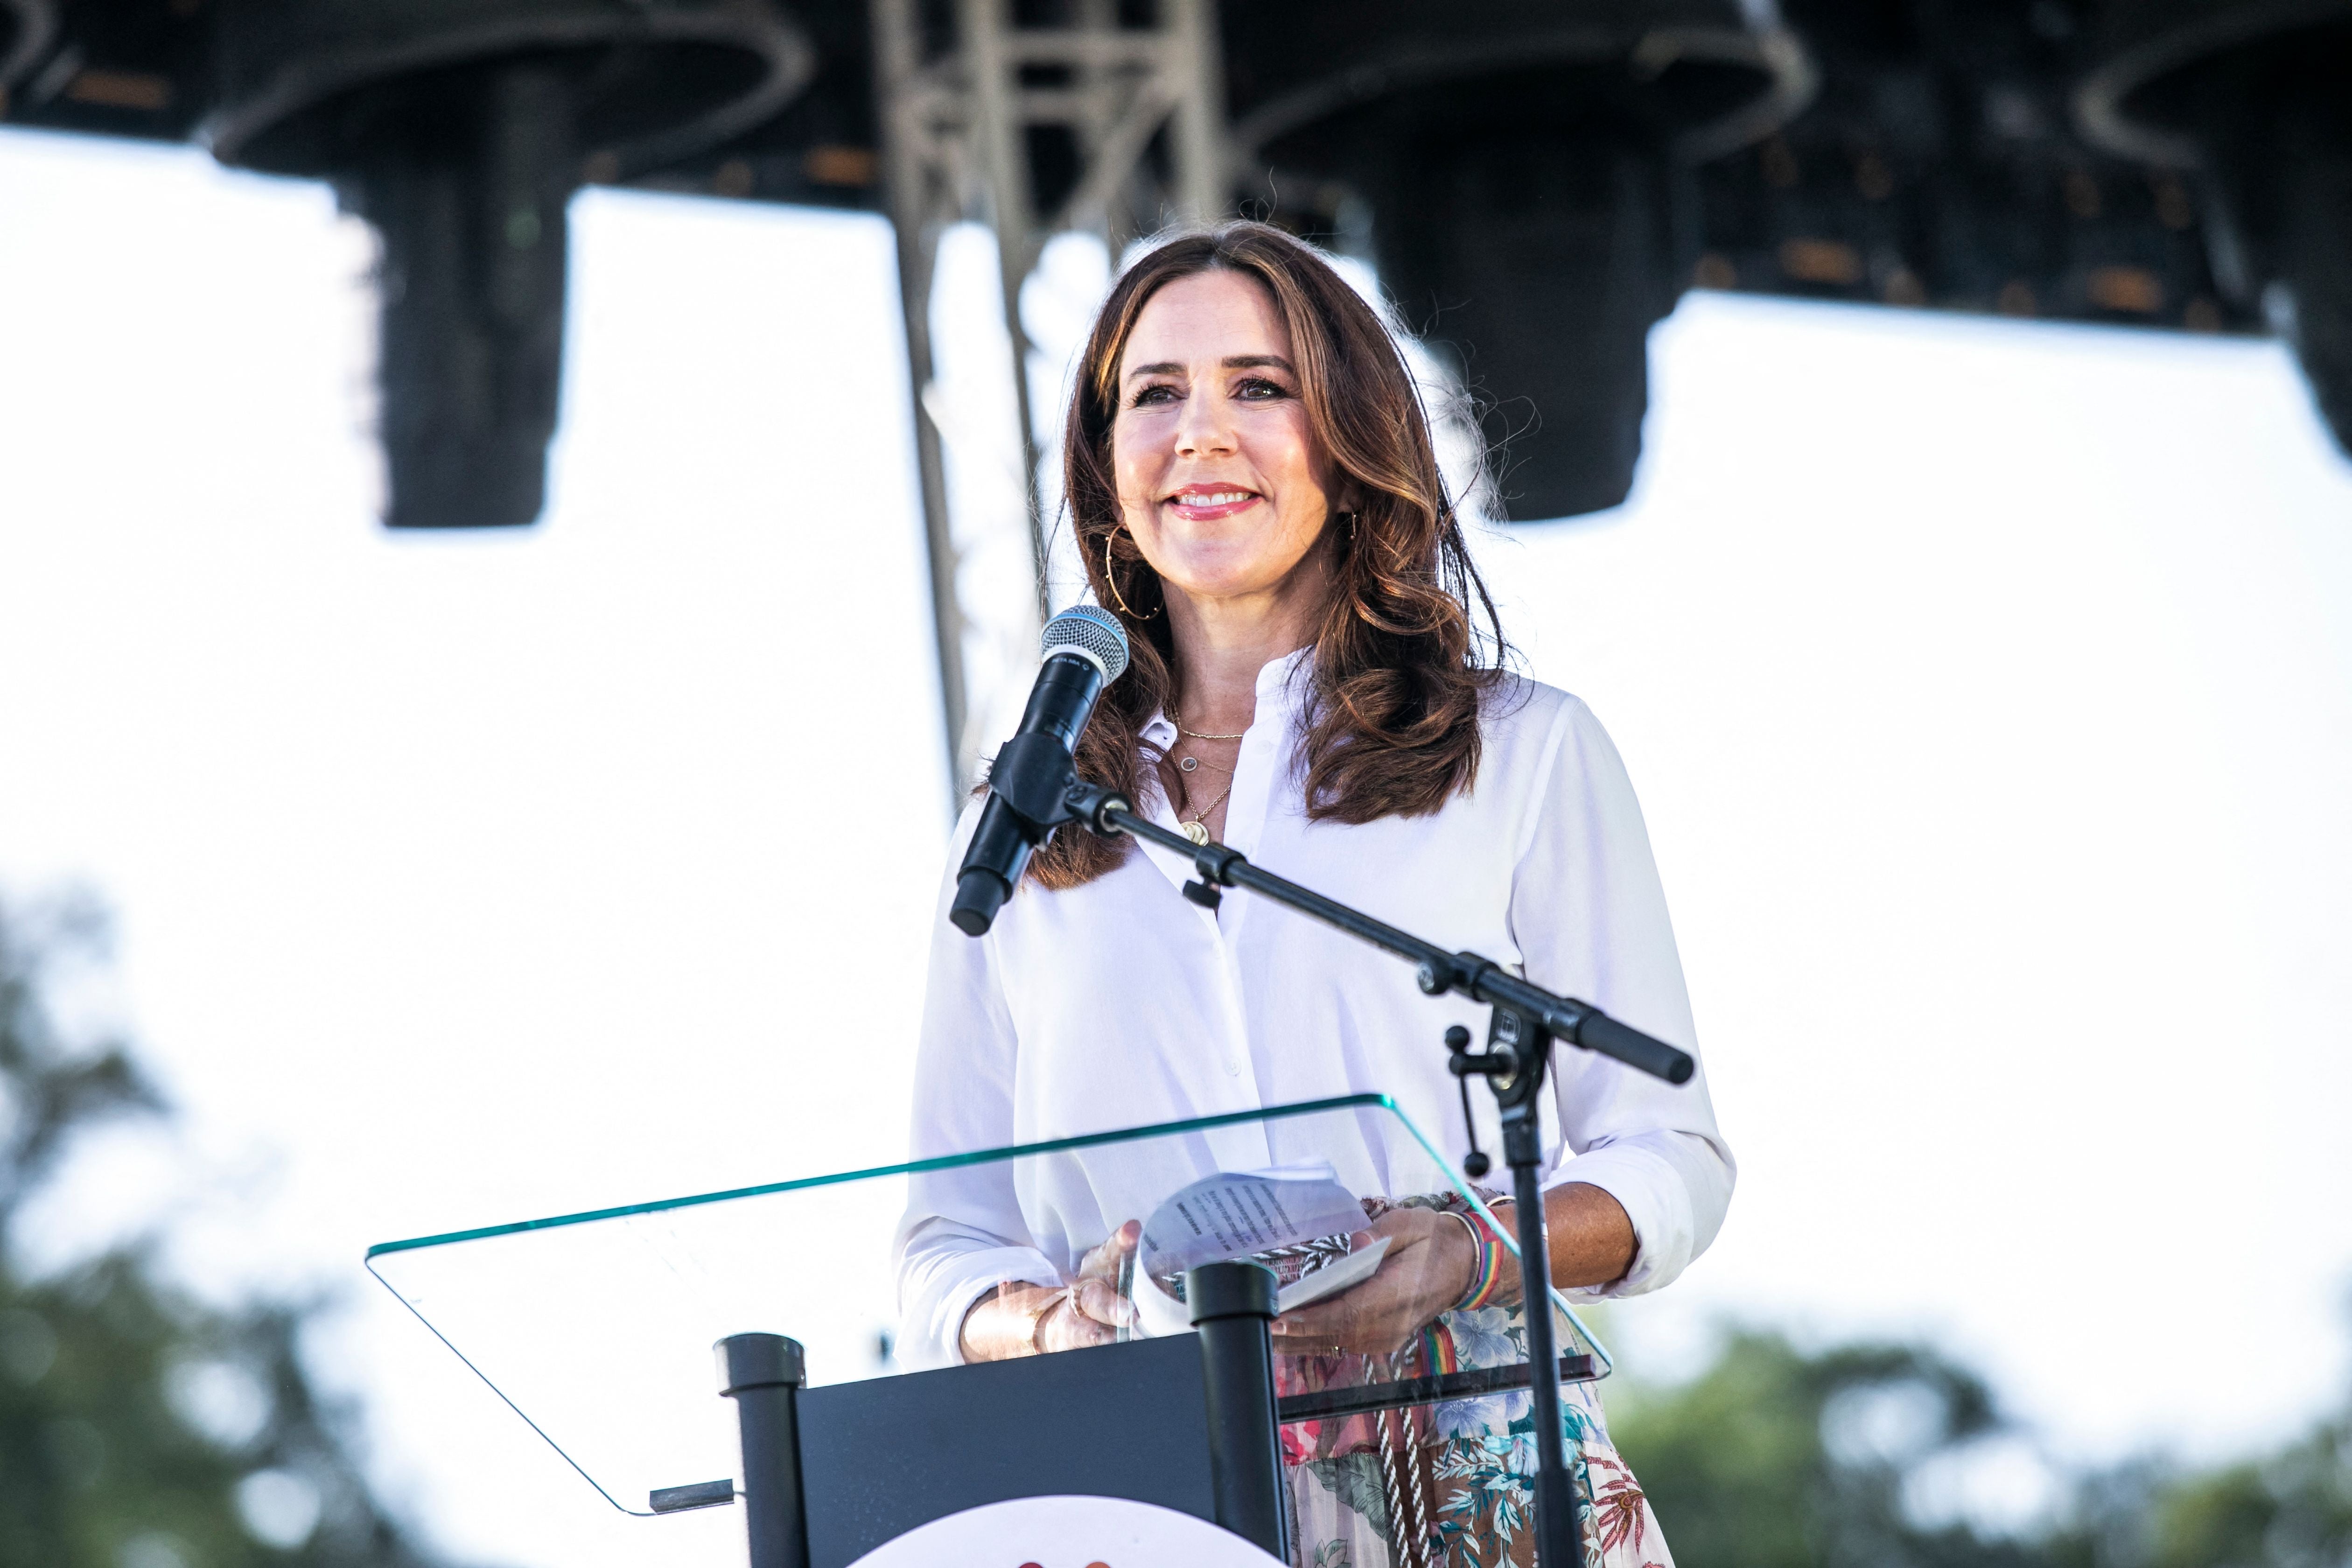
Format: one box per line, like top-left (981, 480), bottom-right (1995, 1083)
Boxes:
top-left (949, 605), bottom-right (1131, 936)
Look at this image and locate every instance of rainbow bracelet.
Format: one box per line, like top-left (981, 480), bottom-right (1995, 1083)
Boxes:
top-left (1448, 1209), bottom-right (1506, 1312)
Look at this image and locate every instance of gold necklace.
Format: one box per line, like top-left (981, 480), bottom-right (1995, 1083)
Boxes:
top-left (1174, 751), bottom-right (1232, 776)
top-left (1169, 708), bottom-right (1246, 742)
top-left (1180, 777), bottom-right (1236, 845)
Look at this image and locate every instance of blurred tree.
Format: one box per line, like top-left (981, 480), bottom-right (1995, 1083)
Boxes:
top-left (1611, 1324), bottom-right (2352, 1568)
top-left (1608, 1325), bottom-right (2041, 1568)
top-left (0, 895), bottom-right (462, 1568)
top-left (2055, 1408), bottom-right (2352, 1568)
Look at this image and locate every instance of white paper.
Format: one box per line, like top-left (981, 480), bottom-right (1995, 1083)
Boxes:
top-left (1138, 1162), bottom-right (1367, 1280)
top-left (1276, 1236), bottom-right (1390, 1313)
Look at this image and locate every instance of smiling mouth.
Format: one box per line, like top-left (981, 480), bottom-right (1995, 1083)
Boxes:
top-left (1168, 488), bottom-right (1258, 508)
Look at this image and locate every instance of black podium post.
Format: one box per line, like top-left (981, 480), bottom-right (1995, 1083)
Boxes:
top-left (1186, 1260), bottom-right (1290, 1561)
top-left (717, 1333), bottom-right (810, 1568)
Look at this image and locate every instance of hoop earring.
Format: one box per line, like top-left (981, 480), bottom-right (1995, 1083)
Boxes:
top-left (1103, 532), bottom-right (1161, 620)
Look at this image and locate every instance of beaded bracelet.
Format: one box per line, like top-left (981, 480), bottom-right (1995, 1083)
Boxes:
top-left (1447, 1209), bottom-right (1506, 1312)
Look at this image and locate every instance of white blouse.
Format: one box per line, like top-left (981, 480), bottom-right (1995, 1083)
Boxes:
top-left (899, 649), bottom-right (1733, 1365)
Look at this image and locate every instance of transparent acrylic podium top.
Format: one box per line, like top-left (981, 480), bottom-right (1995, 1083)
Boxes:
top-left (366, 1094), bottom-right (1611, 1516)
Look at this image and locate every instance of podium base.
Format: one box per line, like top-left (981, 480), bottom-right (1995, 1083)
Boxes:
top-left (842, 1496), bottom-right (1288, 1568)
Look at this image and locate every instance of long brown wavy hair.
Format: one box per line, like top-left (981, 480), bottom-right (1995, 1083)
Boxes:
top-left (1028, 221), bottom-right (1507, 890)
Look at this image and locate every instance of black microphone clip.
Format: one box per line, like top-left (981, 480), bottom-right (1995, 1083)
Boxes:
top-left (981, 733), bottom-right (1081, 833)
top-left (952, 736), bottom-right (1083, 934)
top-left (948, 733), bottom-right (1084, 933)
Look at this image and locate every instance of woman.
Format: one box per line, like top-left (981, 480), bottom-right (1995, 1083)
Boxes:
top-left (899, 222), bottom-right (1731, 1568)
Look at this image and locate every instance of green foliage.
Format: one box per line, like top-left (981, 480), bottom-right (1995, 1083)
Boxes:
top-left (2080, 1412), bottom-right (2352, 1568)
top-left (1608, 1326), bottom-right (2033, 1568)
top-left (0, 896), bottom-right (460, 1568)
top-left (1610, 1325), bottom-right (2352, 1568)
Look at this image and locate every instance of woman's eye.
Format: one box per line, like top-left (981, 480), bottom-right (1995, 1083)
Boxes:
top-left (1129, 383), bottom-right (1180, 407)
top-left (1236, 377), bottom-right (1290, 400)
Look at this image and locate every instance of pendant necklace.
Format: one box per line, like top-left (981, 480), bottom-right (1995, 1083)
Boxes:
top-left (1179, 778), bottom-right (1235, 845)
top-left (1169, 707), bottom-right (1242, 842)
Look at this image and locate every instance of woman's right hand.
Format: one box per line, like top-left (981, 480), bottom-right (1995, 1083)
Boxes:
top-left (958, 1220), bottom-right (1141, 1361)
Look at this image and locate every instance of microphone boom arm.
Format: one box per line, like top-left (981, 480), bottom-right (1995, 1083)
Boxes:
top-left (1063, 782), bottom-right (1694, 1086)
top-left (1063, 776), bottom-right (1691, 1568)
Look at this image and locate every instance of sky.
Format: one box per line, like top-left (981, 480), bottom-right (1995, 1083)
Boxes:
top-left (3, 124), bottom-right (2350, 1566)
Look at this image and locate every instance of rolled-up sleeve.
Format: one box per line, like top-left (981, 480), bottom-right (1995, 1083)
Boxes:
top-left (1507, 696), bottom-right (1734, 1299)
top-left (892, 805), bottom-right (1059, 1367)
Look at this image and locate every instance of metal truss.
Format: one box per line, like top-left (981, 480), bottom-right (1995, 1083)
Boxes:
top-left (873, 0), bottom-right (1228, 800)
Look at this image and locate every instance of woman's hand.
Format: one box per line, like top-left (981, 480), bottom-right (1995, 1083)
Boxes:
top-left (958, 1220), bottom-right (1141, 1361)
top-left (1267, 1207), bottom-right (1475, 1358)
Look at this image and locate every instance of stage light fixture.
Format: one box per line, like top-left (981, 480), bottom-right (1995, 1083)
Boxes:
top-left (205, 0), bottom-right (815, 528)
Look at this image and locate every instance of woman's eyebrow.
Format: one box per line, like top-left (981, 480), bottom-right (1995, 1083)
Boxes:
top-left (1123, 354), bottom-right (1295, 380)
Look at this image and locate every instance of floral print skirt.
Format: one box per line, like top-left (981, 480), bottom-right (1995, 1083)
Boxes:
top-left (1277, 1307), bottom-right (1672, 1568)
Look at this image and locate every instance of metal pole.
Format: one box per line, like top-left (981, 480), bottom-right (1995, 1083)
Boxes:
top-left (716, 1333), bottom-right (810, 1568)
top-left (958, 0), bottom-right (1052, 622)
top-left (874, 0), bottom-right (1235, 794)
top-left (1164, 0), bottom-right (1229, 224)
top-left (873, 0), bottom-right (972, 806)
top-left (1185, 1260), bottom-right (1290, 1561)
top-left (1491, 1011), bottom-right (1587, 1568)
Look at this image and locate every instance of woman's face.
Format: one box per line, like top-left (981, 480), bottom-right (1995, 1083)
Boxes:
top-left (1111, 269), bottom-right (1340, 607)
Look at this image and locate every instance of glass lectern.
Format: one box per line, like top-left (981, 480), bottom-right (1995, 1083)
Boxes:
top-left (368, 1094), bottom-right (1611, 1566)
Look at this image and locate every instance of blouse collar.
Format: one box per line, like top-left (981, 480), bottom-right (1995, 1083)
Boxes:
top-left (1141, 644), bottom-right (1315, 752)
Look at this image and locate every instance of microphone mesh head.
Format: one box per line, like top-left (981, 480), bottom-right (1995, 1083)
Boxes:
top-left (1042, 604), bottom-right (1131, 683)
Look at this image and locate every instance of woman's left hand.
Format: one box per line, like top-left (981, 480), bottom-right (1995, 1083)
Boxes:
top-left (1267, 1206), bottom-right (1473, 1358)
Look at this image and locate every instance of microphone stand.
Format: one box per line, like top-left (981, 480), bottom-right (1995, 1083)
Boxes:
top-left (1044, 780), bottom-right (1695, 1568)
